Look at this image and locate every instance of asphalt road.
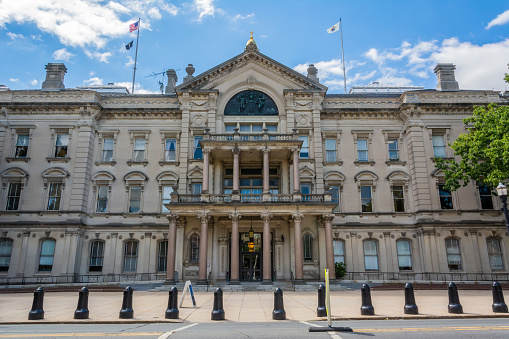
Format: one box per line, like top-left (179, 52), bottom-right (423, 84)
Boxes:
top-left (0, 318), bottom-right (509, 338)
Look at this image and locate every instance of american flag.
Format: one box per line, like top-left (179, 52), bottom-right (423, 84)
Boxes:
top-left (129, 20), bottom-right (139, 33)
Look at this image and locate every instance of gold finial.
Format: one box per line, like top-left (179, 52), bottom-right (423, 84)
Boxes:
top-left (246, 31), bottom-right (257, 47)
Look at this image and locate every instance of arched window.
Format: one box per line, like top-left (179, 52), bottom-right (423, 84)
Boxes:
top-left (333, 239), bottom-right (345, 264)
top-left (396, 240), bottom-right (413, 271)
top-left (0, 239), bottom-right (13, 272)
top-left (445, 238), bottom-right (462, 271)
top-left (486, 238), bottom-right (504, 270)
top-left (89, 241), bottom-right (105, 272)
top-left (158, 241), bottom-right (168, 272)
top-left (39, 239), bottom-right (56, 272)
top-left (363, 240), bottom-right (378, 271)
top-left (123, 240), bottom-right (138, 272)
top-left (303, 233), bottom-right (313, 261)
top-left (190, 234), bottom-right (199, 263)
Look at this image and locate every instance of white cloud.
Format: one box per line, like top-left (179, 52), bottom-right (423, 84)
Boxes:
top-left (7, 32), bottom-right (24, 40)
top-left (148, 7), bottom-right (162, 20)
top-left (84, 77), bottom-right (104, 86)
top-left (486, 9), bottom-right (509, 29)
top-left (233, 13), bottom-right (254, 21)
top-left (161, 3), bottom-right (179, 16)
top-left (30, 79), bottom-right (38, 85)
top-left (53, 48), bottom-right (74, 61)
top-left (85, 50), bottom-right (112, 63)
top-left (9, 78), bottom-right (19, 82)
top-left (192, 0), bottom-right (216, 22)
top-left (30, 34), bottom-right (42, 41)
top-left (115, 81), bottom-right (160, 94)
top-left (125, 56), bottom-right (135, 67)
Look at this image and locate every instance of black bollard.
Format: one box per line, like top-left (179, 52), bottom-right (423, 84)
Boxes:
top-left (272, 288), bottom-right (286, 320)
top-left (447, 282), bottom-right (463, 314)
top-left (403, 283), bottom-right (418, 315)
top-left (360, 284), bottom-right (375, 315)
top-left (317, 284), bottom-right (327, 317)
top-left (492, 281), bottom-right (508, 313)
top-left (28, 287), bottom-right (45, 320)
top-left (211, 288), bottom-right (225, 320)
top-left (74, 287), bottom-right (90, 319)
top-left (119, 286), bottom-right (134, 319)
top-left (165, 287), bottom-right (179, 319)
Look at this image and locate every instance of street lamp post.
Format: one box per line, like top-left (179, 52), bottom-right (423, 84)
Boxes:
top-left (496, 182), bottom-right (509, 234)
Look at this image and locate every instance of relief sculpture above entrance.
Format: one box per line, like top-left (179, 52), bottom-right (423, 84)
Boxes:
top-left (224, 90), bottom-right (278, 116)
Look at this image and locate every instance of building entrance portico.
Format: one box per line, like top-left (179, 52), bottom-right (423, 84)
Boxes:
top-left (239, 232), bottom-right (263, 281)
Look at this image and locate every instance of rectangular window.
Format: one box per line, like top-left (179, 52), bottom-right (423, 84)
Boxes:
top-left (333, 240), bottom-right (345, 264)
top-left (393, 186), bottom-right (405, 212)
top-left (0, 239), bottom-right (13, 272)
top-left (357, 139), bottom-right (368, 161)
top-left (47, 183), bottom-right (63, 210)
top-left (299, 135), bottom-right (309, 159)
top-left (397, 240), bottom-right (413, 270)
top-left (193, 136), bottom-right (203, 159)
top-left (133, 138), bottom-right (145, 162)
top-left (388, 139), bottom-right (399, 160)
top-left (487, 238), bottom-right (504, 270)
top-left (266, 124), bottom-right (278, 132)
top-left (96, 185), bottom-right (108, 213)
top-left (439, 184), bottom-right (453, 209)
top-left (361, 185), bottom-right (372, 212)
top-left (15, 134), bottom-right (29, 158)
top-left (225, 124), bottom-right (236, 132)
top-left (303, 234), bottom-right (313, 260)
top-left (102, 138), bottom-right (114, 161)
top-left (54, 134), bottom-right (69, 157)
top-left (89, 241), bottom-right (104, 272)
top-left (325, 138), bottom-right (337, 162)
top-left (192, 183), bottom-right (202, 195)
top-left (39, 239), bottom-right (56, 271)
top-left (330, 186), bottom-right (340, 213)
top-left (301, 183), bottom-right (311, 201)
top-left (445, 238), bottom-right (462, 270)
top-left (479, 184), bottom-right (494, 210)
top-left (129, 186), bottom-right (142, 213)
top-left (432, 135), bottom-right (446, 158)
top-left (364, 240), bottom-right (378, 271)
top-left (164, 138), bottom-right (176, 161)
top-left (158, 241), bottom-right (168, 272)
top-left (123, 241), bottom-right (138, 272)
top-left (6, 183), bottom-right (22, 211)
top-left (162, 186), bottom-right (173, 213)
top-left (190, 235), bottom-right (199, 263)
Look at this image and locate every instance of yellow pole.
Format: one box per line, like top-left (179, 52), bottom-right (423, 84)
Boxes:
top-left (325, 268), bottom-right (331, 327)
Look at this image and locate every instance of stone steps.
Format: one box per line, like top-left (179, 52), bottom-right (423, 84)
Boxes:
top-left (149, 281), bottom-right (348, 292)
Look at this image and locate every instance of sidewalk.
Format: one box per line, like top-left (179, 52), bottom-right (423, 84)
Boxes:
top-left (0, 289), bottom-right (508, 324)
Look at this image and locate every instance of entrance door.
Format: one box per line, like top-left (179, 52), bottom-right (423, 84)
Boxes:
top-left (240, 232), bottom-right (262, 281)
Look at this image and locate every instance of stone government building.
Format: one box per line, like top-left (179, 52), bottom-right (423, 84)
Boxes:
top-left (1, 35), bottom-right (508, 286)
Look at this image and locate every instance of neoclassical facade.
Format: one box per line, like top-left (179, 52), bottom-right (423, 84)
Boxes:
top-left (1, 36), bottom-right (508, 286)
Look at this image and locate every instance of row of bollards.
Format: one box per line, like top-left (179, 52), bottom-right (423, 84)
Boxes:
top-left (26, 281), bottom-right (509, 321)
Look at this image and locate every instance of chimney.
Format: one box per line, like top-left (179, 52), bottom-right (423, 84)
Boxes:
top-left (165, 69), bottom-right (178, 94)
top-left (434, 63), bottom-right (459, 91)
top-left (307, 64), bottom-right (319, 82)
top-left (42, 63), bottom-right (68, 90)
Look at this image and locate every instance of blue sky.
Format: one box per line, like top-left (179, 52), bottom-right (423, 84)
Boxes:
top-left (1, 0), bottom-right (509, 94)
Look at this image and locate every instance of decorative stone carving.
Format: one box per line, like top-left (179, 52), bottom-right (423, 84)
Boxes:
top-left (191, 114), bottom-right (207, 128)
top-left (296, 113), bottom-right (311, 127)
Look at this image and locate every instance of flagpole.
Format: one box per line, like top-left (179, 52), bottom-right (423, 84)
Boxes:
top-left (339, 18), bottom-right (347, 94)
top-left (132, 18), bottom-right (140, 95)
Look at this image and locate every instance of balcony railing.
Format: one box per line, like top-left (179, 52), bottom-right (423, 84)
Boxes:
top-left (210, 194), bottom-right (231, 203)
top-left (301, 194), bottom-right (324, 202)
top-left (205, 133), bottom-right (295, 142)
top-left (240, 194), bottom-right (262, 203)
top-left (270, 194), bottom-right (293, 202)
top-left (170, 193), bottom-right (331, 204)
top-left (177, 195), bottom-right (201, 203)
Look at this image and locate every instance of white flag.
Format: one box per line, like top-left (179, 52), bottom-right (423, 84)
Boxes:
top-left (327, 22), bottom-right (339, 33)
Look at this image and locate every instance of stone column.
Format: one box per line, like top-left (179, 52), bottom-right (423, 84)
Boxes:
top-left (322, 215), bottom-right (336, 280)
top-left (17, 231), bottom-right (31, 276)
top-left (293, 213), bottom-right (304, 282)
top-left (202, 150), bottom-right (210, 193)
top-left (232, 148), bottom-right (240, 201)
top-left (261, 213), bottom-right (273, 284)
top-left (262, 148), bottom-right (270, 202)
top-left (166, 215), bottom-right (178, 282)
top-left (292, 149), bottom-right (300, 192)
top-left (229, 213), bottom-right (241, 284)
top-left (197, 213), bottom-right (210, 284)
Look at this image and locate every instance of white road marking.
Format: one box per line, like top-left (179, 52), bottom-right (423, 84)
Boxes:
top-left (158, 323), bottom-right (199, 338)
top-left (300, 321), bottom-right (320, 327)
top-left (328, 332), bottom-right (343, 339)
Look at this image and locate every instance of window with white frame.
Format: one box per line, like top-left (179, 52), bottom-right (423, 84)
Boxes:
top-left (47, 183), bottom-right (63, 210)
top-left (445, 238), bottom-right (462, 270)
top-left (189, 234), bottom-right (199, 263)
top-left (330, 185), bottom-right (340, 213)
top-left (299, 135), bottom-right (309, 159)
top-left (164, 138), bottom-right (177, 161)
top-left (124, 172), bottom-right (147, 213)
top-left (123, 240), bottom-right (138, 272)
top-left (478, 184), bottom-right (494, 210)
top-left (364, 240), bottom-right (378, 271)
top-left (240, 123), bottom-right (263, 132)
top-left (42, 168), bottom-right (69, 211)
top-left (161, 186), bottom-right (173, 213)
top-left (487, 238), bottom-right (504, 270)
top-left (438, 184), bottom-right (453, 209)
top-left (388, 139), bottom-right (399, 161)
top-left (0, 239), bottom-right (13, 272)
top-left (333, 239), bottom-right (345, 264)
top-left (133, 138), bottom-right (145, 162)
top-left (360, 186), bottom-right (373, 212)
top-left (128, 185), bottom-right (142, 213)
top-left (54, 133), bottom-right (69, 158)
top-left (158, 241), bottom-right (168, 272)
top-left (303, 233), bottom-right (313, 261)
top-left (392, 185), bottom-right (405, 212)
top-left (357, 139), bottom-right (368, 161)
top-left (91, 171), bottom-right (114, 214)
top-left (102, 138), bottom-right (114, 161)
top-left (397, 240), bottom-right (412, 270)
top-left (96, 131), bottom-right (119, 164)
top-left (128, 131), bottom-right (150, 165)
top-left (39, 239), bottom-right (56, 272)
top-left (325, 138), bottom-right (337, 162)
top-left (96, 185), bottom-right (108, 213)
top-left (15, 134), bottom-right (29, 158)
top-left (89, 240), bottom-right (104, 272)
top-left (432, 134), bottom-right (446, 158)
top-left (8, 127), bottom-right (34, 160)
top-left (192, 183), bottom-right (202, 195)
top-left (5, 183), bottom-right (22, 211)
top-left (193, 136), bottom-right (203, 160)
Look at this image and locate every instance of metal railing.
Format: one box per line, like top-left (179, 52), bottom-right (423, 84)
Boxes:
top-left (0, 273), bottom-right (167, 286)
top-left (206, 133), bottom-right (295, 142)
top-left (240, 194), bottom-right (262, 203)
top-left (342, 271), bottom-right (509, 282)
top-left (171, 194), bottom-right (327, 204)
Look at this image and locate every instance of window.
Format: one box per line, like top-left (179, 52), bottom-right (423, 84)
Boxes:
top-left (225, 124), bottom-right (236, 132)
top-left (47, 183), bottom-right (63, 210)
top-left (301, 183), bottom-right (311, 195)
top-left (0, 239), bottom-right (13, 272)
top-left (123, 240), bottom-right (138, 272)
top-left (397, 240), bottom-right (412, 270)
top-left (364, 240), bottom-right (378, 271)
top-left (360, 186), bottom-right (373, 212)
top-left (133, 138), bottom-right (145, 162)
top-left (165, 139), bottom-right (176, 161)
top-left (158, 241), bottom-right (168, 272)
top-left (192, 183), bottom-right (202, 195)
top-left (432, 135), bottom-right (446, 158)
top-left (161, 186), bottom-right (173, 213)
top-left (102, 138), bottom-right (114, 161)
top-left (325, 138), bottom-right (337, 162)
top-left (330, 186), bottom-right (340, 213)
top-left (54, 134), bottom-right (69, 158)
top-left (15, 134), bottom-right (29, 158)
top-left (266, 124), bottom-right (278, 132)
top-left (240, 124), bottom-right (263, 132)
top-left (6, 183), bottom-right (22, 211)
top-left (89, 241), bottom-right (104, 272)
top-left (128, 185), bottom-right (142, 213)
top-left (39, 239), bottom-right (56, 271)
top-left (193, 136), bottom-right (203, 159)
top-left (478, 184), bottom-right (494, 210)
top-left (392, 185), bottom-right (405, 212)
top-left (388, 139), bottom-right (399, 161)
top-left (357, 139), bottom-right (368, 161)
top-left (445, 238), bottom-right (462, 270)
top-left (303, 233), bottom-right (313, 261)
top-left (487, 238), bottom-right (504, 270)
top-left (299, 135), bottom-right (309, 159)
top-left (333, 240), bottom-right (345, 264)
top-left (439, 184), bottom-right (453, 209)
top-left (190, 234), bottom-right (199, 263)
top-left (96, 185), bottom-right (108, 213)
